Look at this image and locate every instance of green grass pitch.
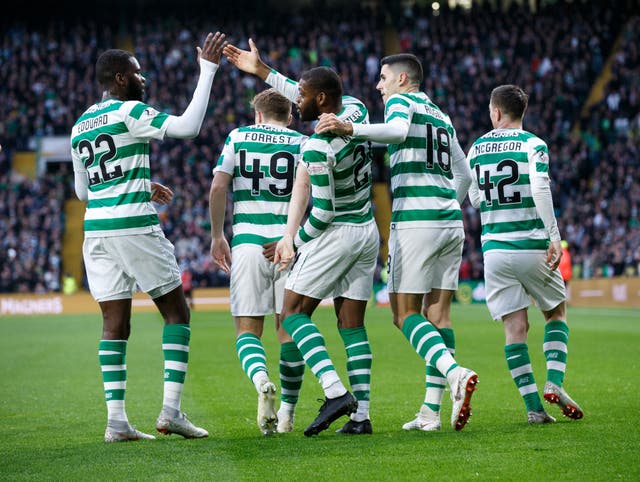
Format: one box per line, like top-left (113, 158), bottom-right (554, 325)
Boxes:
top-left (1, 304), bottom-right (638, 480)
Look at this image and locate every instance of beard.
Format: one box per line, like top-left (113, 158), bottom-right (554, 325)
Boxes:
top-left (298, 103), bottom-right (319, 122)
top-left (126, 81), bottom-right (144, 102)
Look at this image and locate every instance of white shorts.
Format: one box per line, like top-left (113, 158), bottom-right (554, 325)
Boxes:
top-left (83, 231), bottom-right (182, 302)
top-left (484, 250), bottom-right (566, 320)
top-left (230, 244), bottom-right (287, 317)
top-left (286, 222), bottom-right (379, 301)
top-left (387, 226), bottom-right (464, 294)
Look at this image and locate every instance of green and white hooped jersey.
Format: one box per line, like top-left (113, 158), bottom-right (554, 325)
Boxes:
top-left (467, 128), bottom-right (551, 253)
top-left (214, 124), bottom-right (307, 248)
top-left (296, 119), bottom-right (374, 247)
top-left (70, 99), bottom-right (170, 237)
top-left (384, 92), bottom-right (465, 229)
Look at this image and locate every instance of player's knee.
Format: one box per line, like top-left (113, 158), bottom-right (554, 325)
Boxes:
top-left (102, 325), bottom-right (130, 340)
top-left (164, 306), bottom-right (190, 325)
top-left (544, 301), bottom-right (566, 322)
top-left (337, 319), bottom-right (364, 329)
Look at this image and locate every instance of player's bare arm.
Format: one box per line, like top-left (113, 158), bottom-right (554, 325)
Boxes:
top-left (315, 113), bottom-right (353, 136)
top-left (196, 31), bottom-right (227, 65)
top-left (223, 38), bottom-right (271, 80)
top-left (209, 174), bottom-right (232, 274)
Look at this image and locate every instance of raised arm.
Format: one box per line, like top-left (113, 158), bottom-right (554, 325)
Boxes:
top-left (223, 38), bottom-right (271, 80)
top-left (165, 32), bottom-right (226, 138)
top-left (224, 38), bottom-right (300, 103)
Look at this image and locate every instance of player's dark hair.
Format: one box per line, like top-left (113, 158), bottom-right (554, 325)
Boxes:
top-left (96, 49), bottom-right (134, 87)
top-left (491, 85), bottom-right (529, 120)
top-left (381, 53), bottom-right (423, 87)
top-left (300, 67), bottom-right (342, 103)
top-left (251, 88), bottom-right (291, 123)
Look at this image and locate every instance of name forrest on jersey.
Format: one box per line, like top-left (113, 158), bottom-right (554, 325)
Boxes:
top-left (214, 124), bottom-right (307, 248)
top-left (242, 132), bottom-right (296, 144)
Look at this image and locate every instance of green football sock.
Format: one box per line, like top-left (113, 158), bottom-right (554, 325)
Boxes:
top-left (236, 332), bottom-right (268, 388)
top-left (423, 327), bottom-right (455, 414)
top-left (505, 343), bottom-right (543, 412)
top-left (99, 339), bottom-right (128, 423)
top-left (162, 324), bottom-right (190, 412)
top-left (282, 313), bottom-right (342, 394)
top-left (339, 327), bottom-right (372, 421)
top-left (279, 341), bottom-right (304, 405)
top-left (544, 320), bottom-right (569, 386)
top-left (401, 313), bottom-right (457, 377)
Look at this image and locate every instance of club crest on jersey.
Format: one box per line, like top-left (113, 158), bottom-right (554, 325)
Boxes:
top-left (536, 150), bottom-right (549, 164)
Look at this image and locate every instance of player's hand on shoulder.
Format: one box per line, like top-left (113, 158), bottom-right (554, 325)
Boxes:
top-left (315, 113), bottom-right (352, 136)
top-left (197, 31), bottom-right (227, 66)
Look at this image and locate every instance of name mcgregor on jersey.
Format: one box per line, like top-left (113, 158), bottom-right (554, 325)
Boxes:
top-left (472, 141), bottom-right (523, 155)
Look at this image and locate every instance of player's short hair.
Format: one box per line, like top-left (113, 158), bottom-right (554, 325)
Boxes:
top-left (491, 85), bottom-right (529, 120)
top-left (381, 53), bottom-right (423, 87)
top-left (96, 49), bottom-right (134, 87)
top-left (251, 88), bottom-right (291, 123)
top-left (300, 67), bottom-right (342, 102)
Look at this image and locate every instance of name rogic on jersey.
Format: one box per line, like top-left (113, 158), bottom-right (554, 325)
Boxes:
top-left (70, 99), bottom-right (170, 237)
top-left (467, 128), bottom-right (551, 253)
top-left (385, 92), bottom-right (465, 229)
top-left (297, 100), bottom-right (373, 246)
top-left (214, 124), bottom-right (307, 248)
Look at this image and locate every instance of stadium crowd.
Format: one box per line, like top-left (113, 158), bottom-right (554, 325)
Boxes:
top-left (0, 166), bottom-right (67, 293)
top-left (1, 1), bottom-right (638, 293)
top-left (559, 16), bottom-right (640, 278)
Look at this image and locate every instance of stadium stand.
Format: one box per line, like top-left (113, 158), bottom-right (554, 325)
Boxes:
top-left (1, 0), bottom-right (638, 293)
